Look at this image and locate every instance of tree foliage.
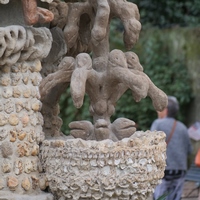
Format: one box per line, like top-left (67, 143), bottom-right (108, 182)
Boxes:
top-left (130, 0), bottom-right (200, 28)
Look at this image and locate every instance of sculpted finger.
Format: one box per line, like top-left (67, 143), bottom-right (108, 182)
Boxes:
top-left (69, 121), bottom-right (94, 140)
top-left (70, 53), bottom-right (92, 108)
top-left (90, 0), bottom-right (110, 45)
top-left (109, 1), bottom-right (141, 49)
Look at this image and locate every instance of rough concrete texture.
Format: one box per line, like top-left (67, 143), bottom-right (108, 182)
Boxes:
top-left (40, 131), bottom-right (166, 200)
top-left (0, 26), bottom-right (52, 196)
top-left (0, 191), bottom-right (53, 200)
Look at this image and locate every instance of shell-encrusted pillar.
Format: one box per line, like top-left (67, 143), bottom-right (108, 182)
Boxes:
top-left (40, 131), bottom-right (166, 200)
top-left (0, 25), bottom-right (53, 199)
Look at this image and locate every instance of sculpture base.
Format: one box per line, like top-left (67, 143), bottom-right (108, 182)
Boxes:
top-left (0, 192), bottom-right (54, 200)
top-left (40, 130), bottom-right (166, 200)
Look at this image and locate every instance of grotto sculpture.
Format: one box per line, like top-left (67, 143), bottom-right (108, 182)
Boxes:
top-left (0, 0), bottom-right (168, 200)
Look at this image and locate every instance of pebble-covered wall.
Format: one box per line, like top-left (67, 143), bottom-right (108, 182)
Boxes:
top-left (0, 25), bottom-right (52, 197)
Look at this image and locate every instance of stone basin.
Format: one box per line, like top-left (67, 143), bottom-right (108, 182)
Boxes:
top-left (40, 130), bottom-right (166, 200)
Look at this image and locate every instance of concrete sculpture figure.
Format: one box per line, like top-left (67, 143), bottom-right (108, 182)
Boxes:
top-left (0, 0), bottom-right (168, 199)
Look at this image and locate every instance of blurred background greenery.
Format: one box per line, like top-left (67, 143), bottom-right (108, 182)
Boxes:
top-left (59, 0), bottom-right (200, 135)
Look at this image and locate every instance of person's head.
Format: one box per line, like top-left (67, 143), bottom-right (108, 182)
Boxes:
top-left (156, 96), bottom-right (179, 118)
top-left (157, 109), bottom-right (167, 119)
top-left (166, 96), bottom-right (179, 118)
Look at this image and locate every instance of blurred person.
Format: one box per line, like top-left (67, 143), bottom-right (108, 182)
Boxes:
top-left (151, 96), bottom-right (192, 200)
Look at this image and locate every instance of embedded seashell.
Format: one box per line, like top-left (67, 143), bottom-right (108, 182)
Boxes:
top-left (92, 192), bottom-right (103, 199)
top-left (7, 176), bottom-right (19, 191)
top-left (21, 114), bottom-right (29, 127)
top-left (118, 179), bottom-right (130, 189)
top-left (51, 140), bottom-right (65, 148)
top-left (22, 76), bottom-right (29, 85)
top-left (11, 65), bottom-right (20, 73)
top-left (17, 144), bottom-right (25, 157)
top-left (10, 130), bottom-right (17, 142)
top-left (8, 114), bottom-right (19, 126)
top-left (139, 158), bottom-right (147, 166)
top-left (90, 159), bottom-right (97, 167)
top-left (31, 175), bottom-right (39, 189)
top-left (30, 60), bottom-right (42, 72)
top-left (97, 159), bottom-right (105, 167)
top-left (2, 160), bottom-right (12, 173)
top-left (31, 145), bottom-right (39, 156)
top-left (21, 177), bottom-right (31, 191)
top-left (32, 76), bottom-right (41, 86)
top-left (31, 100), bottom-right (42, 112)
top-left (101, 166), bottom-right (110, 176)
top-left (147, 164), bottom-right (153, 173)
top-left (30, 115), bottom-right (37, 126)
top-left (0, 128), bottom-right (8, 140)
top-left (90, 183), bottom-right (100, 192)
top-left (104, 190), bottom-right (114, 197)
top-left (28, 130), bottom-right (35, 143)
top-left (125, 151), bottom-right (130, 156)
top-left (21, 62), bottom-right (28, 73)
top-left (70, 183), bottom-right (79, 191)
top-left (80, 184), bottom-right (88, 193)
top-left (88, 153), bottom-right (93, 159)
top-left (4, 99), bottom-right (14, 114)
top-left (70, 159), bottom-right (77, 167)
top-left (17, 132), bottom-right (26, 140)
top-left (126, 158), bottom-right (133, 165)
top-left (81, 152), bottom-right (87, 159)
top-left (81, 160), bottom-right (88, 167)
top-left (24, 160), bottom-right (33, 174)
top-left (23, 88), bottom-right (31, 98)
top-left (0, 114), bottom-right (8, 126)
top-left (114, 159), bottom-right (121, 165)
top-left (2, 87), bottom-right (12, 98)
top-left (1, 141), bottom-right (13, 158)
top-left (22, 101), bottom-right (30, 111)
top-left (14, 160), bottom-right (23, 175)
top-left (31, 159), bottom-right (38, 172)
top-left (31, 87), bottom-right (37, 98)
top-left (11, 74), bottom-right (21, 86)
top-left (0, 74), bottom-right (10, 86)
top-left (13, 87), bottom-right (21, 98)
top-left (99, 153), bottom-right (104, 159)
top-left (119, 163), bottom-right (127, 170)
top-left (109, 152), bottom-right (114, 158)
top-left (107, 159), bottom-right (113, 165)
top-left (24, 142), bottom-right (30, 156)
top-left (115, 188), bottom-right (122, 196)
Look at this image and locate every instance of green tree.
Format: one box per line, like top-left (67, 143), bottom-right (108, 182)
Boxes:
top-left (131, 0), bottom-right (200, 28)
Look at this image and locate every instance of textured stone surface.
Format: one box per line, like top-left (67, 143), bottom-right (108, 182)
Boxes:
top-left (0, 26), bottom-right (52, 196)
top-left (0, 192), bottom-right (54, 200)
top-left (40, 131), bottom-right (166, 200)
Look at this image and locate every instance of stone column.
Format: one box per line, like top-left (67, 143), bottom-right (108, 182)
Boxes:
top-left (0, 25), bottom-right (53, 199)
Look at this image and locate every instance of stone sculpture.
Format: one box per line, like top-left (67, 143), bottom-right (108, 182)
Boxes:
top-left (0, 0), bottom-right (168, 200)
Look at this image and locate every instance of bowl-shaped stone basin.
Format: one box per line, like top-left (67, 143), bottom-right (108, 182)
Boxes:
top-left (40, 130), bottom-right (166, 200)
